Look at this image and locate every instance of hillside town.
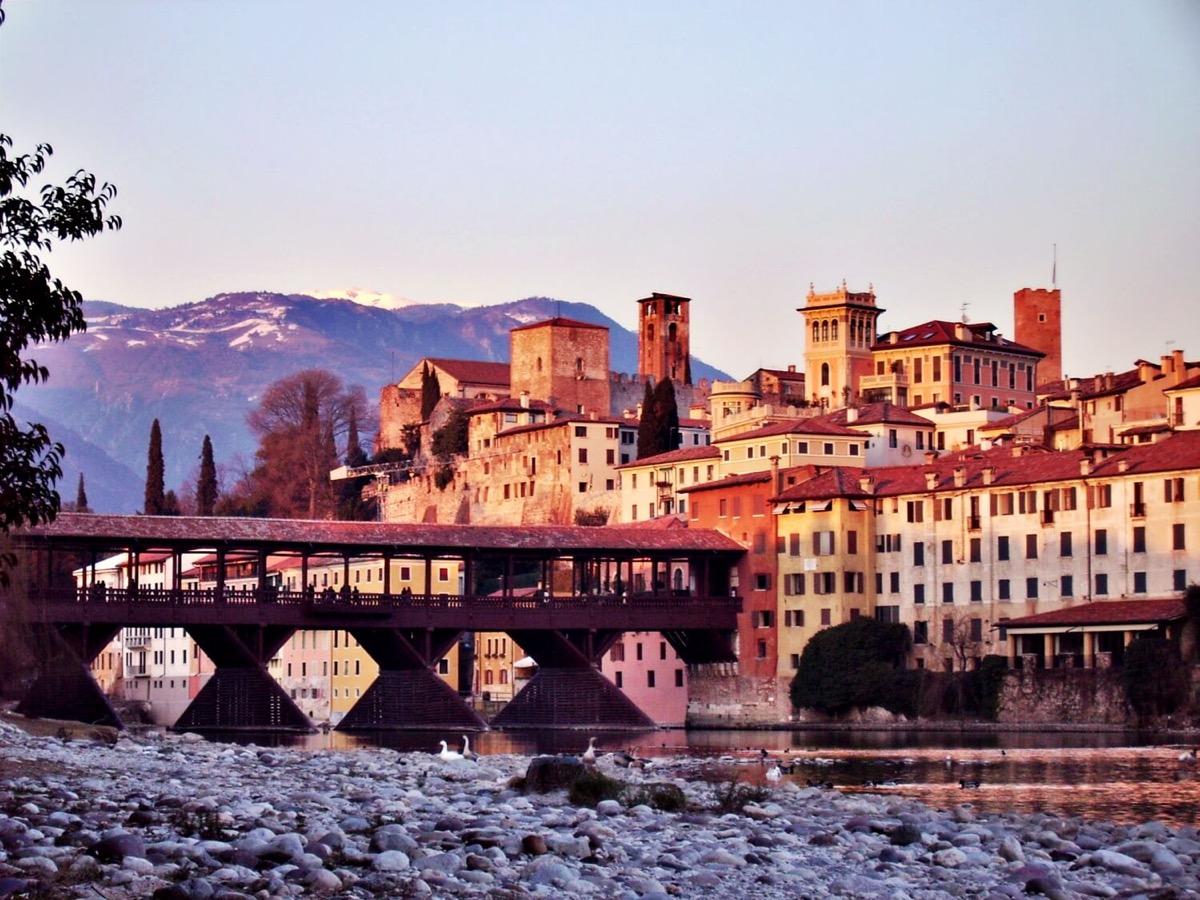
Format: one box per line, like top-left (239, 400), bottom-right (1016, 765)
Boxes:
top-left (80, 284), bottom-right (1200, 731)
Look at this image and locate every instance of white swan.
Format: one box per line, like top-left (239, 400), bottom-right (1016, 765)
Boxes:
top-left (582, 736), bottom-right (598, 764)
top-left (1178, 748), bottom-right (1198, 762)
top-left (461, 735), bottom-right (478, 761)
top-left (765, 765), bottom-right (782, 782)
top-left (437, 740), bottom-right (462, 761)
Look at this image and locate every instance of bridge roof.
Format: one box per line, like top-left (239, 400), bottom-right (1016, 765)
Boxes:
top-left (17, 513), bottom-right (746, 559)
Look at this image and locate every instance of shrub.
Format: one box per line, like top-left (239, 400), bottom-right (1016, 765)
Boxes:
top-left (790, 617), bottom-right (912, 715)
top-left (1123, 636), bottom-right (1188, 720)
top-left (976, 654), bottom-right (1009, 721)
top-left (623, 782), bottom-right (688, 812)
top-left (711, 776), bottom-right (770, 815)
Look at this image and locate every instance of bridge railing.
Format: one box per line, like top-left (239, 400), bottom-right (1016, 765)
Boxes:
top-left (39, 586), bottom-right (742, 613)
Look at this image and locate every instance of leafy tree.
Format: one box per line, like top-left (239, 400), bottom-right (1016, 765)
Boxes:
top-left (420, 361), bottom-right (441, 421)
top-left (790, 616), bottom-right (912, 716)
top-left (74, 473), bottom-right (89, 513)
top-left (224, 369), bottom-right (368, 519)
top-left (0, 132), bottom-right (121, 584)
top-left (195, 435), bottom-right (218, 516)
top-left (144, 419), bottom-right (166, 514)
top-left (431, 405), bottom-right (469, 458)
top-left (1122, 636), bottom-right (1188, 722)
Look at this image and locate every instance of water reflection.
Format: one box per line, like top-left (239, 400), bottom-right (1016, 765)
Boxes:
top-left (199, 728), bottom-right (1200, 829)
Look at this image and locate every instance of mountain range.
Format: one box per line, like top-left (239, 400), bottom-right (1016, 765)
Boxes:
top-left (18, 292), bottom-right (730, 514)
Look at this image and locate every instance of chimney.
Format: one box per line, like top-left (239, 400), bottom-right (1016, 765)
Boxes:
top-left (982, 466), bottom-right (996, 485)
top-left (955, 323), bottom-right (970, 341)
top-left (845, 408), bottom-right (858, 423)
top-left (1080, 457), bottom-right (1093, 476)
top-left (1117, 459), bottom-right (1129, 473)
top-left (924, 451), bottom-right (938, 465)
top-left (1011, 446), bottom-right (1024, 458)
top-left (858, 474), bottom-right (875, 494)
top-left (770, 455), bottom-right (782, 494)
top-left (953, 466), bottom-right (966, 488)
top-left (520, 391), bottom-right (530, 409)
top-left (787, 364), bottom-right (796, 373)
top-left (925, 471), bottom-right (939, 491)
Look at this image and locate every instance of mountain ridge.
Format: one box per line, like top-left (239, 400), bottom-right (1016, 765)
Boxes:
top-left (20, 292), bottom-right (730, 513)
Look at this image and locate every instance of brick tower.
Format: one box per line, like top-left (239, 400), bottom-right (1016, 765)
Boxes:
top-left (1013, 287), bottom-right (1062, 387)
top-left (510, 317), bottom-right (610, 415)
top-left (637, 293), bottom-right (691, 385)
top-left (800, 282), bottom-right (883, 408)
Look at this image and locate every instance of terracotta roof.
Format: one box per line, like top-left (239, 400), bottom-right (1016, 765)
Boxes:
top-left (18, 513), bottom-right (747, 556)
top-left (1118, 423), bottom-right (1172, 437)
top-left (871, 320), bottom-right (1043, 357)
top-left (495, 412), bottom-right (625, 439)
top-left (1166, 372), bottom-right (1200, 392)
top-left (617, 446), bottom-right (721, 469)
top-left (824, 403), bottom-right (933, 428)
top-left (467, 397), bottom-right (556, 415)
top-left (679, 418), bottom-right (710, 429)
top-left (1003, 598), bottom-right (1186, 629)
top-left (1040, 367), bottom-right (1143, 401)
top-left (978, 406), bottom-right (1046, 433)
top-left (774, 467), bottom-right (871, 502)
top-left (677, 470), bottom-right (774, 494)
top-left (749, 367), bottom-right (806, 381)
top-left (510, 316), bottom-right (608, 333)
top-left (717, 418), bottom-right (871, 442)
top-left (427, 358), bottom-right (511, 386)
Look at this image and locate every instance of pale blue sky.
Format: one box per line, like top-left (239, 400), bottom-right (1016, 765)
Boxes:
top-left (4, 1), bottom-right (1198, 380)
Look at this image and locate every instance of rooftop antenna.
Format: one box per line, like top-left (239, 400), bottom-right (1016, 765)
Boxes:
top-left (960, 302), bottom-right (970, 324)
top-left (1052, 243), bottom-right (1057, 289)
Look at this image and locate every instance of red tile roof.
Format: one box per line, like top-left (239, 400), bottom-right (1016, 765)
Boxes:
top-left (871, 320), bottom-right (1043, 357)
top-left (1003, 598), bottom-right (1186, 628)
top-left (427, 358), bottom-right (511, 386)
top-left (824, 402), bottom-right (934, 428)
top-left (617, 446), bottom-right (721, 469)
top-left (467, 397), bottom-right (556, 415)
top-left (510, 316), bottom-right (608, 333)
top-left (718, 418), bottom-right (871, 442)
top-left (1166, 372), bottom-right (1200, 392)
top-left (774, 467), bottom-right (871, 502)
top-left (495, 412), bottom-right (625, 438)
top-left (677, 470), bottom-right (774, 494)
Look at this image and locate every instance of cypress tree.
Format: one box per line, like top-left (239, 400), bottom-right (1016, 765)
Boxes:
top-left (420, 362), bottom-right (441, 421)
top-left (144, 419), bottom-right (165, 515)
top-left (657, 377), bottom-right (680, 449)
top-left (636, 378), bottom-right (659, 459)
top-left (345, 406), bottom-right (368, 468)
top-left (75, 473), bottom-right (89, 513)
top-left (196, 435), bottom-right (218, 516)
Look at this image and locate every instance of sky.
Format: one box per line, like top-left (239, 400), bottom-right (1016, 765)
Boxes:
top-left (4, 1), bottom-right (1198, 381)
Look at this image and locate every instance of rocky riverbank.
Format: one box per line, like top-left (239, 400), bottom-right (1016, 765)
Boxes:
top-left (0, 718), bottom-right (1197, 899)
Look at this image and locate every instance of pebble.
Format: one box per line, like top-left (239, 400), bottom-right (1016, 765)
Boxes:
top-left (0, 717), bottom-right (1195, 898)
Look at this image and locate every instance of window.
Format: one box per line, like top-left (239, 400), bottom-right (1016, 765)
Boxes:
top-left (941, 540), bottom-right (953, 564)
top-left (997, 536), bottom-right (1009, 561)
top-left (942, 618), bottom-right (955, 643)
top-left (719, 498), bottom-right (727, 517)
top-left (1026, 577), bottom-right (1038, 599)
top-left (998, 579), bottom-right (1010, 601)
top-left (970, 580), bottom-right (982, 602)
top-left (1060, 532), bottom-right (1073, 557)
top-left (942, 583), bottom-right (954, 604)
top-left (615, 672), bottom-right (623, 688)
top-left (1062, 575), bottom-right (1073, 597)
top-left (675, 669), bottom-right (685, 687)
top-left (914, 584), bottom-right (925, 605)
top-left (754, 573), bottom-right (771, 591)
top-left (1174, 524), bottom-right (1186, 550)
top-left (847, 530), bottom-right (858, 555)
top-left (1095, 529), bottom-right (1107, 555)
top-left (660, 641), bottom-right (668, 660)
top-left (814, 572), bottom-right (836, 594)
top-left (647, 671), bottom-right (656, 688)
top-left (913, 621), bottom-right (929, 644)
top-left (970, 618), bottom-right (983, 642)
top-left (1133, 526), bottom-right (1146, 553)
top-left (969, 538), bottom-right (981, 563)
top-left (1165, 477), bottom-right (1185, 503)
top-left (1095, 573), bottom-right (1108, 595)
top-left (813, 531), bottom-right (836, 555)
top-left (890, 572), bottom-right (900, 593)
top-left (578, 448), bottom-right (588, 464)
top-left (1094, 484), bottom-right (1112, 508)
top-left (906, 501), bottom-right (924, 523)
top-left (1133, 571), bottom-right (1147, 594)
top-left (1025, 534), bottom-right (1038, 559)
top-left (913, 542), bottom-right (925, 567)
top-left (820, 608), bottom-right (831, 626)
top-left (1175, 569), bottom-right (1188, 591)
top-left (636, 643), bottom-right (643, 661)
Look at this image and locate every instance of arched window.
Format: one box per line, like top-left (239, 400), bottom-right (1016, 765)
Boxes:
top-left (647, 324), bottom-right (655, 342)
top-left (668, 322), bottom-right (677, 342)
top-left (499, 670), bottom-right (509, 684)
top-left (812, 321), bottom-right (819, 342)
top-left (484, 669), bottom-right (494, 685)
top-left (821, 363), bottom-right (831, 387)
top-left (831, 319), bottom-right (838, 340)
top-left (673, 568), bottom-right (684, 590)
top-left (821, 321), bottom-right (829, 342)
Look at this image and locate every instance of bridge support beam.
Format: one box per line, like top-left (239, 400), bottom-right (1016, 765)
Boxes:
top-left (16, 624), bottom-right (123, 729)
top-left (490, 629), bottom-right (654, 730)
top-left (175, 625), bottom-right (313, 733)
top-left (337, 628), bottom-right (486, 731)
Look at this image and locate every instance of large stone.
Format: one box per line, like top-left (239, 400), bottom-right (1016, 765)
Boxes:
top-left (523, 756), bottom-right (587, 793)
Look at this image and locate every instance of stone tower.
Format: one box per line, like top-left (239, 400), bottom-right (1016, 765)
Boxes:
top-left (509, 317), bottom-right (611, 415)
top-left (1013, 287), bottom-right (1062, 387)
top-left (800, 282), bottom-right (884, 408)
top-left (637, 293), bottom-right (691, 385)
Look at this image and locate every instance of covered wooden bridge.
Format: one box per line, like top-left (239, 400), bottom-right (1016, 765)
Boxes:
top-left (10, 513), bottom-right (745, 733)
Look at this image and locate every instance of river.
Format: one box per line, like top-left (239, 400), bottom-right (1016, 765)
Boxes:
top-left (203, 727), bottom-right (1200, 830)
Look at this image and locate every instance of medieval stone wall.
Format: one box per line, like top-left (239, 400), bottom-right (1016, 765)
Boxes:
top-left (685, 663), bottom-right (792, 727)
top-left (996, 668), bottom-right (1129, 726)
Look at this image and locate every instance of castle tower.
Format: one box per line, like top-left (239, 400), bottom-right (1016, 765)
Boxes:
top-left (637, 293), bottom-right (691, 385)
top-left (1013, 287), bottom-right (1062, 387)
top-left (510, 317), bottom-right (611, 415)
top-left (800, 281), bottom-right (883, 408)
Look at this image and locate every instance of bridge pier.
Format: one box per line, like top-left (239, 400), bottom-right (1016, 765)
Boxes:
top-left (490, 629), bottom-right (654, 730)
top-left (17, 623), bottom-right (123, 729)
top-left (175, 625), bottom-right (314, 733)
top-left (337, 628), bottom-right (487, 731)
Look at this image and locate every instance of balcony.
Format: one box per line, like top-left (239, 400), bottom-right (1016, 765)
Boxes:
top-left (1039, 509), bottom-right (1055, 527)
top-left (125, 665), bottom-right (148, 678)
top-left (124, 634), bottom-right (151, 648)
top-left (859, 371), bottom-right (910, 391)
top-left (1130, 502), bottom-right (1146, 518)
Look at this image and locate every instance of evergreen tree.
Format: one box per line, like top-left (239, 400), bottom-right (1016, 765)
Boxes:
top-left (420, 361), bottom-right (442, 421)
top-left (74, 473), bottom-right (89, 513)
top-left (196, 435), bottom-right (218, 516)
top-left (162, 489), bottom-right (181, 516)
top-left (636, 378), bottom-right (659, 459)
top-left (657, 377), bottom-right (680, 450)
top-left (345, 406), bottom-right (368, 468)
top-left (637, 377), bottom-right (679, 459)
top-left (144, 419), bottom-right (166, 515)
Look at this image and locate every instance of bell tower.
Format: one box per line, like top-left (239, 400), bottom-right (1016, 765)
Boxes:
top-left (638, 293), bottom-right (691, 385)
top-left (800, 281), bottom-right (883, 408)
